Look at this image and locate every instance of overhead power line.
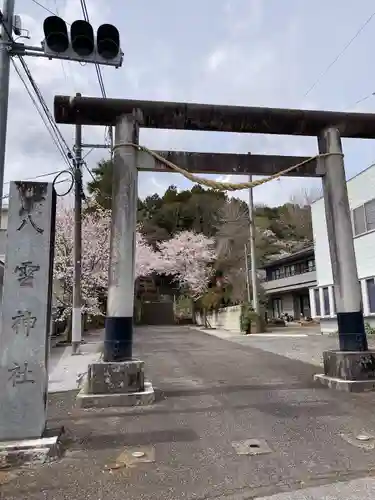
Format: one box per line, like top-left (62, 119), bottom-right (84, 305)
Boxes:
top-left (31, 0), bottom-right (71, 25)
top-left (79, 0), bottom-right (113, 151)
top-left (79, 0), bottom-right (107, 98)
top-left (16, 55), bottom-right (75, 167)
top-left (31, 0), bottom-right (57, 16)
top-left (1, 13), bottom-right (75, 173)
top-left (304, 10), bottom-right (375, 97)
top-left (11, 58), bottom-right (73, 170)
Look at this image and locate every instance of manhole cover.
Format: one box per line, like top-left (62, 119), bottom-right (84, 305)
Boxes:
top-left (341, 433), bottom-right (375, 450)
top-left (356, 434), bottom-right (371, 441)
top-left (105, 446), bottom-right (155, 471)
top-left (232, 439), bottom-right (272, 456)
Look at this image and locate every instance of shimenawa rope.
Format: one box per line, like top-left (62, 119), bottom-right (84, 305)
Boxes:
top-left (112, 143), bottom-right (341, 192)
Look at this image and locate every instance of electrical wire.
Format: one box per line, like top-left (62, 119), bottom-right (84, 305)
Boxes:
top-left (79, 0), bottom-right (107, 98)
top-left (11, 58), bottom-right (73, 171)
top-left (79, 0), bottom-right (113, 157)
top-left (82, 160), bottom-right (97, 184)
top-left (1, 15), bottom-right (75, 175)
top-left (18, 56), bottom-right (74, 160)
top-left (1, 176), bottom-right (72, 201)
top-left (30, 0), bottom-right (57, 16)
top-left (52, 169), bottom-right (74, 196)
top-left (1, 13), bottom-right (76, 201)
top-left (83, 147), bottom-right (95, 160)
top-left (30, 0), bottom-right (71, 24)
top-left (304, 10), bottom-right (375, 97)
top-left (346, 91), bottom-right (375, 110)
top-left (5, 169), bottom-right (63, 186)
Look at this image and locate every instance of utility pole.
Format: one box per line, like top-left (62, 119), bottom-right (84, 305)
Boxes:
top-left (72, 92), bottom-right (82, 355)
top-left (0, 0), bottom-right (15, 225)
top-left (248, 175), bottom-right (259, 315)
top-left (244, 244), bottom-right (251, 303)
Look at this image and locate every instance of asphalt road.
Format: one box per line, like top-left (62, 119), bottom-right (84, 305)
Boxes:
top-left (3, 326), bottom-right (375, 499)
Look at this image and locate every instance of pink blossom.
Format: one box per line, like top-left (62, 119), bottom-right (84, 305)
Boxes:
top-left (54, 206), bottom-right (162, 319)
top-left (157, 231), bottom-right (217, 297)
top-left (136, 231), bottom-right (164, 278)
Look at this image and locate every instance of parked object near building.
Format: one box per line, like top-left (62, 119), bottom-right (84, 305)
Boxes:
top-left (260, 247), bottom-right (317, 321)
top-left (311, 164), bottom-right (375, 334)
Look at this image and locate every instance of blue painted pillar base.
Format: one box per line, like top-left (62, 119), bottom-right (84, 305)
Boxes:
top-left (337, 311), bottom-right (368, 351)
top-left (104, 316), bottom-right (133, 362)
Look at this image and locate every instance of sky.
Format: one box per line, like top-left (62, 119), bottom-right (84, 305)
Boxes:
top-left (6, 0), bottom-right (375, 206)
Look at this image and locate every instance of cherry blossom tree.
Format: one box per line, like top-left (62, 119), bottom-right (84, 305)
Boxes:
top-left (136, 231), bottom-right (164, 278)
top-left (54, 205), bottom-right (161, 322)
top-left (157, 231), bottom-right (217, 298)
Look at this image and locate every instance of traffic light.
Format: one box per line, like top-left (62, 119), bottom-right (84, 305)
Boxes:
top-left (42, 16), bottom-right (122, 67)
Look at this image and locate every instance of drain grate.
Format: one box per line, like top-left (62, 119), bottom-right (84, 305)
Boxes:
top-left (232, 438), bottom-right (272, 456)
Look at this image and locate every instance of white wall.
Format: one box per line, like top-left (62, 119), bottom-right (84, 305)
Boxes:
top-left (195, 306), bottom-right (242, 333)
top-left (311, 164), bottom-right (375, 329)
top-left (311, 198), bottom-right (333, 286)
top-left (312, 164), bottom-right (375, 285)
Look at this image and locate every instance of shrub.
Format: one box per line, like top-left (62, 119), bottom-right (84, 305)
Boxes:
top-left (365, 322), bottom-right (375, 335)
top-left (240, 303), bottom-right (259, 334)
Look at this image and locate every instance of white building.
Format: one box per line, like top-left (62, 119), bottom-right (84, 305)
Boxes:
top-left (310, 164), bottom-right (375, 333)
top-left (260, 247), bottom-right (316, 320)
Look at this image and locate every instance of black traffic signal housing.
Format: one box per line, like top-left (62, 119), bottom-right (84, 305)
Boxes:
top-left (42, 16), bottom-right (122, 67)
top-left (43, 16), bottom-right (69, 53)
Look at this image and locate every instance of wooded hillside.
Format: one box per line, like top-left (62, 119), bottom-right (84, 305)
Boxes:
top-left (87, 159), bottom-right (320, 303)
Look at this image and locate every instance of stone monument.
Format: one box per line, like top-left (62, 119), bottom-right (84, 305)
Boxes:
top-left (0, 181), bottom-right (56, 441)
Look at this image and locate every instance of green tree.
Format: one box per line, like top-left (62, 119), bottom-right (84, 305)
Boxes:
top-left (87, 159), bottom-right (113, 210)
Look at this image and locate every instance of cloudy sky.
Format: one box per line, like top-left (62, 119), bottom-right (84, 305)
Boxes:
top-left (6, 0), bottom-right (375, 205)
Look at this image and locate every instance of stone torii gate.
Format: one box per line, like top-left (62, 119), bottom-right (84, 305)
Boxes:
top-left (54, 95), bottom-right (375, 404)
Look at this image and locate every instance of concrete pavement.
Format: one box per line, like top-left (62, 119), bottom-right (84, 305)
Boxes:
top-left (259, 477), bottom-right (375, 499)
top-left (197, 326), bottom-right (375, 367)
top-left (3, 326), bottom-right (375, 499)
top-left (48, 335), bottom-right (102, 393)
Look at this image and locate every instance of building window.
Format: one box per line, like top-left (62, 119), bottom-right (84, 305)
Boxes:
top-left (365, 199), bottom-right (375, 232)
top-left (366, 278), bottom-right (375, 313)
top-left (352, 199), bottom-right (375, 236)
top-left (307, 259), bottom-right (315, 271)
top-left (353, 205), bottom-right (366, 236)
top-left (314, 288), bottom-right (321, 316)
top-left (322, 287), bottom-right (330, 316)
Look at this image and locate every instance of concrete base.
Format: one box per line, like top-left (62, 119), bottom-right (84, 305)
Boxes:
top-left (77, 380), bottom-right (155, 409)
top-left (77, 359), bottom-right (155, 409)
top-left (314, 350), bottom-right (375, 392)
top-left (314, 374), bottom-right (375, 392)
top-left (0, 428), bottom-right (64, 469)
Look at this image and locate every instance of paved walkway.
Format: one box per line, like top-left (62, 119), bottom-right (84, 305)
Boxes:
top-left (48, 337), bottom-right (102, 393)
top-left (197, 326), bottom-right (375, 367)
top-left (3, 326), bottom-right (375, 499)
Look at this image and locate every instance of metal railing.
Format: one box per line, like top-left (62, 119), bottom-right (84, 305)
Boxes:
top-left (265, 264), bottom-right (316, 282)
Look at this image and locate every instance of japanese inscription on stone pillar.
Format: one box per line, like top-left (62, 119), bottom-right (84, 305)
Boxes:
top-left (0, 182), bottom-right (56, 441)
